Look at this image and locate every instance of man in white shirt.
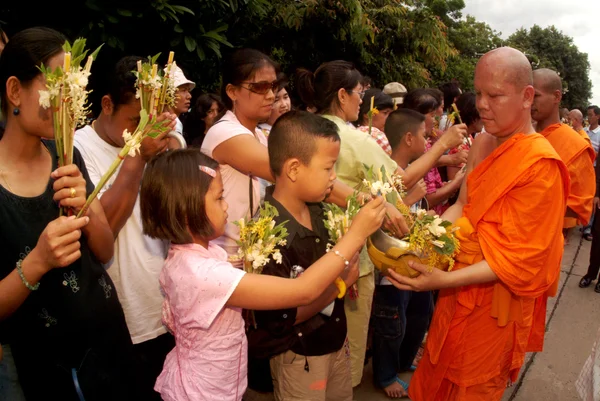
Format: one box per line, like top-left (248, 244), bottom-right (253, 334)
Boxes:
top-left (586, 106), bottom-right (600, 155)
top-left (584, 106), bottom-right (600, 240)
top-left (74, 56), bottom-right (176, 400)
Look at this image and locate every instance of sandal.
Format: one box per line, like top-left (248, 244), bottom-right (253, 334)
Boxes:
top-left (584, 233), bottom-right (593, 241)
top-left (383, 377), bottom-right (409, 398)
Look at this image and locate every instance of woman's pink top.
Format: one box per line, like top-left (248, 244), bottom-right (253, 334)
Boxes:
top-left (155, 243), bottom-right (247, 401)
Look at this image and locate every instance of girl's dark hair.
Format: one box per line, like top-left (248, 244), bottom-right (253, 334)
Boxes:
top-left (296, 60), bottom-right (363, 114)
top-left (183, 93), bottom-right (225, 147)
top-left (439, 82), bottom-right (461, 112)
top-left (0, 27), bottom-right (65, 117)
top-left (221, 48), bottom-right (279, 110)
top-left (402, 88), bottom-right (442, 115)
top-left (105, 55), bottom-right (143, 112)
top-left (141, 149), bottom-right (220, 244)
top-left (275, 72), bottom-right (289, 94)
top-left (455, 92), bottom-right (480, 127)
top-left (357, 88), bottom-right (394, 126)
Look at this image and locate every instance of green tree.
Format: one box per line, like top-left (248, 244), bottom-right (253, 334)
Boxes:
top-left (507, 25), bottom-right (592, 109)
top-left (433, 16), bottom-right (504, 90)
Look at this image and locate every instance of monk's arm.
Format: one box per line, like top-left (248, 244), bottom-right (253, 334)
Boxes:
top-left (564, 150), bottom-right (596, 224)
top-left (443, 260), bottom-right (498, 288)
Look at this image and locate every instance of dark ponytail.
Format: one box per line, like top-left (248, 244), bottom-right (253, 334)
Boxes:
top-left (295, 60), bottom-right (362, 114)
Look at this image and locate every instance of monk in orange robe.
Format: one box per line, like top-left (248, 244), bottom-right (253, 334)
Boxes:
top-left (568, 109), bottom-right (593, 147)
top-left (532, 69), bottom-right (596, 233)
top-left (386, 47), bottom-right (570, 401)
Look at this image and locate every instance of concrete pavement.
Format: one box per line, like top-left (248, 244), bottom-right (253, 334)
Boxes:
top-left (245, 229), bottom-right (599, 401)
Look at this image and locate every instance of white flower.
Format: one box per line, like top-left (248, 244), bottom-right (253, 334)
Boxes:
top-left (428, 217), bottom-right (447, 237)
top-left (252, 254), bottom-right (267, 269)
top-left (278, 239), bottom-right (287, 247)
top-left (269, 220), bottom-right (276, 230)
top-left (127, 143), bottom-right (141, 158)
top-left (431, 240), bottom-right (445, 248)
top-left (237, 218), bottom-right (245, 230)
top-left (273, 250), bottom-right (283, 264)
top-left (122, 129), bottom-right (133, 143)
top-left (38, 90), bottom-right (51, 109)
top-left (416, 209), bottom-right (427, 218)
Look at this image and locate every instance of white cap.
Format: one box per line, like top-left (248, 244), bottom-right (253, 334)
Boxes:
top-left (383, 82), bottom-right (407, 105)
top-left (172, 65), bottom-right (195, 89)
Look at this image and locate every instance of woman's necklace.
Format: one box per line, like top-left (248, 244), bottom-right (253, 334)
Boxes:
top-left (0, 145), bottom-right (51, 193)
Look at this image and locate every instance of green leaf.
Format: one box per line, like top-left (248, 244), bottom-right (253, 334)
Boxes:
top-left (174, 24), bottom-right (183, 33)
top-left (440, 220), bottom-right (452, 228)
top-left (117, 8), bottom-right (132, 17)
top-left (107, 15), bottom-right (119, 24)
top-left (196, 46), bottom-right (206, 61)
top-left (184, 36), bottom-right (197, 52)
top-left (206, 40), bottom-right (222, 58)
top-left (171, 5), bottom-right (195, 15)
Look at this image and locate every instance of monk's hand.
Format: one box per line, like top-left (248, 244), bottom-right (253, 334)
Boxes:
top-left (386, 260), bottom-right (448, 292)
top-left (383, 202), bottom-right (410, 237)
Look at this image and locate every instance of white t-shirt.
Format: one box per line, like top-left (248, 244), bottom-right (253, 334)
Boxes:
top-left (74, 125), bottom-right (168, 344)
top-left (201, 111), bottom-right (268, 259)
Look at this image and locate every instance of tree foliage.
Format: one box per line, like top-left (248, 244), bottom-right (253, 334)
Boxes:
top-left (0, 1), bottom-right (592, 108)
top-left (507, 25), bottom-right (592, 109)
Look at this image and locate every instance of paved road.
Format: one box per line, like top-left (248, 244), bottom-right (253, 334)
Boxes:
top-left (245, 229), bottom-right (598, 400)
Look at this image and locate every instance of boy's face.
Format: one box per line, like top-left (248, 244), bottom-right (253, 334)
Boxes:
top-left (297, 138), bottom-right (340, 203)
top-left (410, 121), bottom-right (428, 162)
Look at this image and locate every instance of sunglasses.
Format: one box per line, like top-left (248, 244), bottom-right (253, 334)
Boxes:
top-left (239, 80), bottom-right (279, 95)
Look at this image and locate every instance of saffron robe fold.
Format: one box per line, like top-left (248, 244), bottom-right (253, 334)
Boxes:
top-left (541, 123), bottom-right (595, 229)
top-left (408, 133), bottom-right (570, 401)
top-left (578, 129), bottom-right (592, 148)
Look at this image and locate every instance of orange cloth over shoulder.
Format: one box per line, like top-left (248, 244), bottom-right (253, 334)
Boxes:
top-left (540, 123), bottom-right (595, 228)
top-left (579, 129), bottom-right (592, 147)
top-left (408, 133), bottom-right (570, 401)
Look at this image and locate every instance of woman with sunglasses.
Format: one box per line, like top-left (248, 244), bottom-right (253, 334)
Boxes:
top-left (201, 50), bottom-right (408, 264)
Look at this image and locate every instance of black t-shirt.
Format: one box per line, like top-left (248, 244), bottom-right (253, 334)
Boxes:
top-left (248, 187), bottom-right (347, 359)
top-left (0, 140), bottom-right (131, 367)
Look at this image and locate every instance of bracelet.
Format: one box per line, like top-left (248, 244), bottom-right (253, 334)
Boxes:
top-left (327, 249), bottom-right (350, 266)
top-left (16, 259), bottom-right (40, 291)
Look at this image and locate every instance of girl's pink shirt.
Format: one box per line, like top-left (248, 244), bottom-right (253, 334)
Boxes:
top-left (155, 242), bottom-right (247, 401)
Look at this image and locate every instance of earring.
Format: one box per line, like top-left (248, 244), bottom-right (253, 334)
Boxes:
top-left (13, 107), bottom-right (20, 116)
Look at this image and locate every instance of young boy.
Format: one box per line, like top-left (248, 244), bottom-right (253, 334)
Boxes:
top-left (248, 111), bottom-right (359, 400)
top-left (369, 109), bottom-right (437, 398)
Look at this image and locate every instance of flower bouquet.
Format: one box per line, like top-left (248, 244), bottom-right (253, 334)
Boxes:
top-left (76, 53), bottom-right (178, 217)
top-left (38, 38), bottom-right (102, 215)
top-left (359, 164), bottom-right (409, 217)
top-left (360, 165), bottom-right (461, 277)
top-left (233, 202), bottom-right (288, 274)
top-left (323, 193), bottom-right (363, 299)
top-left (233, 202), bottom-right (288, 330)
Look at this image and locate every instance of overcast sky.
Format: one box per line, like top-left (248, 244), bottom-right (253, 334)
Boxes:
top-left (463, 0), bottom-right (600, 106)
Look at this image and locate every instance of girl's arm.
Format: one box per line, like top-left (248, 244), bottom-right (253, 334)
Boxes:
top-left (227, 197), bottom-right (387, 310)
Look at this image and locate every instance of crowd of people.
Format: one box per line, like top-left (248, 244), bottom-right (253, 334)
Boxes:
top-left (0, 25), bottom-right (597, 401)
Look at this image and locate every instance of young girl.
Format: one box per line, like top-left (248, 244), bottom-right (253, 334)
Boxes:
top-left (139, 149), bottom-right (386, 401)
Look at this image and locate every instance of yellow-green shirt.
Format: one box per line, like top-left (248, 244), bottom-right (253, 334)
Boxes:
top-left (323, 114), bottom-right (398, 276)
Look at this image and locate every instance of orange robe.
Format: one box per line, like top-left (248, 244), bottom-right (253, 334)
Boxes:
top-left (408, 133), bottom-right (570, 401)
top-left (579, 129), bottom-right (592, 147)
top-left (540, 124), bottom-right (595, 229)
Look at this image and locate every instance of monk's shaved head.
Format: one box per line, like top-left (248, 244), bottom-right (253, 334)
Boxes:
top-left (569, 109), bottom-right (583, 122)
top-left (476, 47), bottom-right (533, 91)
top-left (532, 68), bottom-right (563, 94)
top-left (473, 47), bottom-right (535, 139)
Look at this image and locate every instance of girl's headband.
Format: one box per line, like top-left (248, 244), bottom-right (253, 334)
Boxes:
top-left (199, 165), bottom-right (216, 178)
